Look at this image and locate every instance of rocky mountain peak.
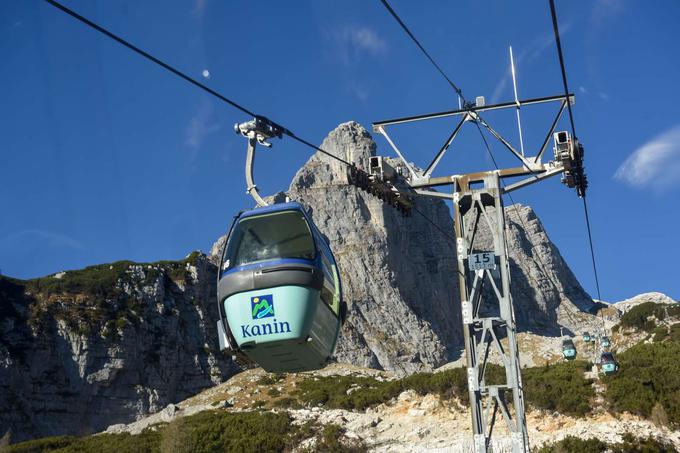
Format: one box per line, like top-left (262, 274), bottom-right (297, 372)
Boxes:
top-left (216, 121), bottom-right (598, 373)
top-left (290, 121), bottom-right (375, 190)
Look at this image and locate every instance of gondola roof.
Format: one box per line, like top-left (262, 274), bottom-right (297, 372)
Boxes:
top-left (238, 201), bottom-right (307, 219)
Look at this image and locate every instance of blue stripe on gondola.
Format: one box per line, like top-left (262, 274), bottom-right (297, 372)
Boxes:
top-left (221, 257), bottom-right (317, 278)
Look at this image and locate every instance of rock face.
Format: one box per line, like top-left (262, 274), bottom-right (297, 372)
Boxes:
top-left (496, 204), bottom-right (596, 333)
top-left (212, 121), bottom-right (597, 373)
top-left (287, 122), bottom-right (463, 373)
top-left (0, 254), bottom-right (236, 443)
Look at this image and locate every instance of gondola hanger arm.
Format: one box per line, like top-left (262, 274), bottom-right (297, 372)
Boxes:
top-left (235, 117), bottom-right (284, 207)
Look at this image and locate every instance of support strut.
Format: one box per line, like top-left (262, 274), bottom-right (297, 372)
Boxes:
top-left (235, 117), bottom-right (284, 207)
top-left (454, 173), bottom-right (529, 453)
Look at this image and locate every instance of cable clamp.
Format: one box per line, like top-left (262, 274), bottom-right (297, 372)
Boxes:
top-left (235, 116), bottom-right (284, 148)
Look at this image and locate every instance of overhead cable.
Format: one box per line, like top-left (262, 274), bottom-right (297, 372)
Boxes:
top-left (42, 0), bottom-right (353, 167)
top-left (474, 121), bottom-right (595, 332)
top-left (378, 0), bottom-right (466, 102)
top-left (580, 198), bottom-right (602, 302)
top-left (548, 0), bottom-right (577, 138)
top-left (548, 0), bottom-right (602, 303)
top-left (44, 0), bottom-right (453, 226)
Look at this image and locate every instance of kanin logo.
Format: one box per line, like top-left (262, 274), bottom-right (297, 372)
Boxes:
top-left (241, 294), bottom-right (290, 338)
top-left (251, 295), bottom-right (274, 319)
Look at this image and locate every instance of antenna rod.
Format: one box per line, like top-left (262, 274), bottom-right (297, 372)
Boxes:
top-left (510, 46), bottom-right (525, 156)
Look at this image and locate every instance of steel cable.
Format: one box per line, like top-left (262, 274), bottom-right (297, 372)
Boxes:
top-left (548, 0), bottom-right (602, 303)
top-left (42, 0), bottom-right (353, 167)
top-left (44, 0), bottom-right (453, 236)
top-left (474, 120), bottom-right (597, 334)
top-left (378, 0), bottom-right (466, 103)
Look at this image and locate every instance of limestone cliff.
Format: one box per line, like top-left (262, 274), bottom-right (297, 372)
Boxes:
top-left (0, 253), bottom-right (236, 443)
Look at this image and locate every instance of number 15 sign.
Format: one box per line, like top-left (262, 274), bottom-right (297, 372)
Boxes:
top-left (468, 252), bottom-right (496, 271)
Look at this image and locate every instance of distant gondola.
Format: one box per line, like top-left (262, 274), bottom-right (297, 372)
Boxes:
top-left (562, 339), bottom-right (577, 360)
top-left (601, 336), bottom-right (611, 348)
top-left (216, 202), bottom-right (345, 373)
top-left (582, 331), bottom-right (592, 342)
top-left (599, 352), bottom-right (619, 375)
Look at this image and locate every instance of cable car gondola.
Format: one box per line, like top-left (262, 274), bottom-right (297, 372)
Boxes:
top-left (601, 336), bottom-right (611, 348)
top-left (599, 352), bottom-right (619, 375)
top-left (561, 339), bottom-right (577, 360)
top-left (216, 202), bottom-right (345, 373)
top-left (582, 331), bottom-right (592, 342)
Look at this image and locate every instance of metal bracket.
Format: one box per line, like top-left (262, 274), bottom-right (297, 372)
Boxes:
top-left (235, 117), bottom-right (284, 207)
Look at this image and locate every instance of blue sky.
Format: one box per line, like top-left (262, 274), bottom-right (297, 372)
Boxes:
top-left (1, 0), bottom-right (679, 302)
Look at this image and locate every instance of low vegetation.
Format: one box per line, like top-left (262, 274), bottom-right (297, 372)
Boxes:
top-left (653, 323), bottom-right (680, 343)
top-left (536, 435), bottom-right (608, 453)
top-left (4, 430), bottom-right (161, 453)
top-left (522, 360), bottom-right (594, 417)
top-left (287, 368), bottom-right (469, 411)
top-left (267, 361), bottom-right (592, 417)
top-left (5, 411), bottom-right (365, 453)
top-left (537, 433), bottom-right (677, 453)
top-left (603, 341), bottom-right (680, 427)
top-left (616, 301), bottom-right (680, 333)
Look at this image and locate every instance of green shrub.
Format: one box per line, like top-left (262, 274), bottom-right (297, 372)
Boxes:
top-left (272, 397), bottom-right (301, 409)
top-left (522, 360), bottom-right (594, 416)
top-left (267, 388), bottom-right (281, 397)
top-left (669, 324), bottom-right (680, 343)
top-left (23, 261), bottom-right (133, 299)
top-left (160, 418), bottom-right (184, 453)
top-left (536, 435), bottom-right (607, 453)
top-left (537, 433), bottom-right (678, 453)
top-left (6, 411), bottom-right (365, 453)
top-left (619, 302), bottom-right (677, 332)
top-left (256, 375), bottom-right (276, 386)
top-left (604, 341), bottom-right (680, 426)
top-left (313, 424), bottom-right (366, 453)
top-left (3, 435), bottom-right (79, 453)
top-left (609, 432), bottom-right (677, 453)
top-left (256, 373), bottom-right (285, 387)
top-left (5, 430), bottom-right (160, 453)
top-left (288, 368), bottom-right (469, 411)
top-left (653, 325), bottom-right (669, 342)
top-left (162, 411), bottom-right (366, 453)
